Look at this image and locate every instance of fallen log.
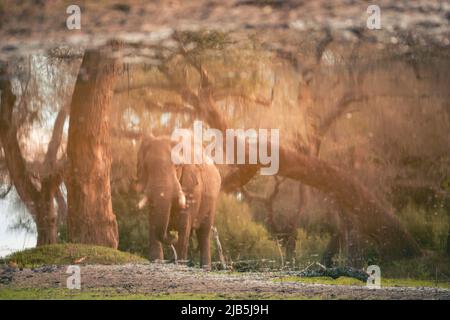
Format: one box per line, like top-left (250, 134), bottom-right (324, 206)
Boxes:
top-left (287, 262), bottom-right (369, 282)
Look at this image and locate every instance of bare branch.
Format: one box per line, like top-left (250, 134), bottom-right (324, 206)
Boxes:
top-left (212, 89), bottom-right (272, 107)
top-left (0, 64), bottom-right (40, 214)
top-left (114, 82), bottom-right (177, 94)
top-left (241, 176), bottom-right (285, 204)
top-left (144, 100), bottom-right (196, 115)
top-left (173, 32), bottom-right (213, 88)
top-left (240, 186), bottom-right (267, 203)
top-left (110, 128), bottom-right (142, 140)
top-left (318, 93), bottom-right (367, 137)
top-left (44, 105), bottom-right (68, 171)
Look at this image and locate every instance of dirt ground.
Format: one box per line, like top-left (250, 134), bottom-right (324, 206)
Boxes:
top-left (1, 263), bottom-right (449, 299)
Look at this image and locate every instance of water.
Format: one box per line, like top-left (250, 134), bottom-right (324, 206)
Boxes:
top-left (0, 192), bottom-right (37, 258)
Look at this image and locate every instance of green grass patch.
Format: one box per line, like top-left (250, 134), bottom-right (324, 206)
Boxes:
top-left (4, 244), bottom-right (147, 268)
top-left (0, 288), bottom-right (315, 300)
top-left (380, 252), bottom-right (450, 280)
top-left (0, 288), bottom-right (218, 300)
top-left (274, 276), bottom-right (450, 289)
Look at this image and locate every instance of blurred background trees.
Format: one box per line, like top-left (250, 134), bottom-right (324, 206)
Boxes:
top-left (1, 28), bottom-right (449, 276)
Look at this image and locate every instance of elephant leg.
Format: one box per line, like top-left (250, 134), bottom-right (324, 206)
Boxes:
top-left (176, 212), bottom-right (192, 262)
top-left (197, 223), bottom-right (212, 270)
top-left (149, 224), bottom-right (163, 261)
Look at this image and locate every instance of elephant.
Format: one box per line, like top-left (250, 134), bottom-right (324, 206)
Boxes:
top-left (136, 134), bottom-right (222, 269)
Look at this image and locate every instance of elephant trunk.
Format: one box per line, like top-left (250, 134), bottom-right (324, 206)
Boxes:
top-left (174, 170), bottom-right (187, 209)
top-left (137, 170), bottom-right (186, 210)
top-left (177, 192), bottom-right (187, 209)
top-left (148, 172), bottom-right (184, 246)
top-left (149, 192), bottom-right (177, 245)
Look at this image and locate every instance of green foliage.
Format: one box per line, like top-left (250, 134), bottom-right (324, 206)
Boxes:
top-left (380, 252), bottom-right (450, 280)
top-left (295, 229), bottom-right (330, 263)
top-left (0, 288), bottom-right (314, 300)
top-left (113, 191), bottom-right (149, 257)
top-left (112, 192), bottom-right (281, 263)
top-left (5, 244), bottom-right (147, 268)
top-left (213, 194), bottom-right (279, 261)
top-left (397, 202), bottom-right (448, 251)
top-left (275, 276), bottom-right (450, 289)
top-left (0, 288), bottom-right (220, 300)
top-left (176, 30), bottom-right (232, 51)
top-left (110, 190), bottom-right (330, 265)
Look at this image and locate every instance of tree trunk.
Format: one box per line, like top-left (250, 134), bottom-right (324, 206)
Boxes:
top-left (35, 178), bottom-right (58, 245)
top-left (55, 187), bottom-right (67, 226)
top-left (0, 63), bottom-right (59, 246)
top-left (66, 45), bottom-right (121, 248)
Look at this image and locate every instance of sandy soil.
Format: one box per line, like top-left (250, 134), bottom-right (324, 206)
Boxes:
top-left (1, 263), bottom-right (449, 300)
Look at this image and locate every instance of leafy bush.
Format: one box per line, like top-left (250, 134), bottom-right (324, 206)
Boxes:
top-left (213, 194), bottom-right (279, 261)
top-left (295, 229), bottom-right (330, 263)
top-left (113, 191), bottom-right (149, 257)
top-left (397, 202), bottom-right (448, 252)
top-left (112, 191), bottom-right (332, 265)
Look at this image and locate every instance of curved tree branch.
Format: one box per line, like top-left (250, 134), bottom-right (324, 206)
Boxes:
top-left (1, 62), bottom-right (61, 245)
top-left (42, 105), bottom-right (68, 179)
top-left (0, 63), bottom-right (40, 215)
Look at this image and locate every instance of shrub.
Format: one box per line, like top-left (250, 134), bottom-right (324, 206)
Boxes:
top-left (213, 194), bottom-right (279, 261)
top-left (397, 202), bottom-right (448, 252)
top-left (113, 192), bottom-right (149, 257)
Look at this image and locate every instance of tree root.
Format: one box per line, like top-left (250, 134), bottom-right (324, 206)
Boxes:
top-left (290, 262), bottom-right (369, 282)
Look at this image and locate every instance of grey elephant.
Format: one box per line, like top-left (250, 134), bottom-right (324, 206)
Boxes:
top-left (136, 135), bottom-right (221, 269)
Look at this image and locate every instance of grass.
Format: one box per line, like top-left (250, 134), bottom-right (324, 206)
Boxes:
top-left (0, 288), bottom-right (314, 300)
top-left (274, 276), bottom-right (450, 289)
top-left (1, 244), bottom-right (448, 300)
top-left (380, 252), bottom-right (450, 281)
top-left (3, 244), bottom-right (148, 268)
top-left (0, 288), bottom-right (219, 300)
